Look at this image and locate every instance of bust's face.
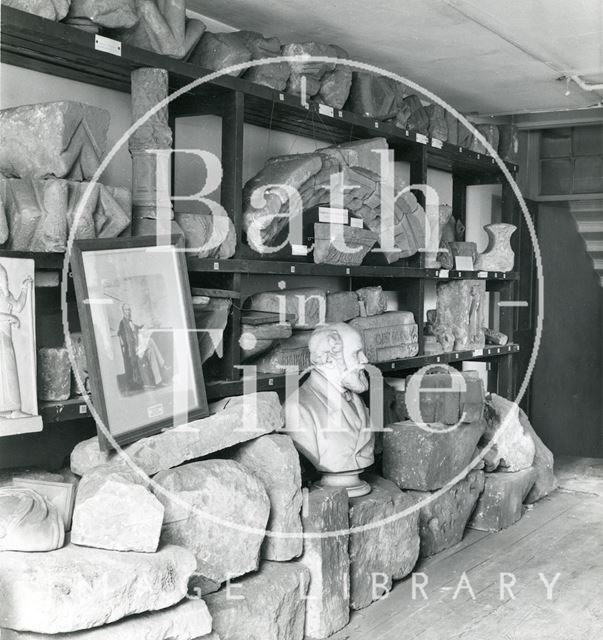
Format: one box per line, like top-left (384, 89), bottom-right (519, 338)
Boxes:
top-left (339, 330), bottom-right (369, 394)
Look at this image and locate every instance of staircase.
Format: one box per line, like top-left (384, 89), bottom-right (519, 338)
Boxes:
top-left (570, 199), bottom-right (603, 287)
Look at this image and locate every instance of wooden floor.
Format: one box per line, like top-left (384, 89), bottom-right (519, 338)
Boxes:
top-left (335, 458), bottom-right (603, 640)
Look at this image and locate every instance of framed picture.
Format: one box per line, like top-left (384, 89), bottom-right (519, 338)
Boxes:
top-left (12, 478), bottom-right (76, 530)
top-left (71, 235), bottom-right (208, 451)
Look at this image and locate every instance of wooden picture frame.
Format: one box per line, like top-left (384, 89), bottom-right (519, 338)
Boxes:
top-left (71, 235), bottom-right (208, 451)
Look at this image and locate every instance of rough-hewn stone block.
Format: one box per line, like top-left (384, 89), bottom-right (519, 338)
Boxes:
top-left (176, 212), bottom-right (236, 259)
top-left (37, 347), bottom-right (71, 402)
top-left (247, 288), bottom-right (326, 329)
top-left (2, 0), bottom-right (69, 21)
top-left (188, 31), bottom-right (252, 76)
top-left (314, 222), bottom-right (377, 265)
top-left (356, 286), bottom-right (387, 316)
top-left (349, 311), bottom-right (418, 362)
top-left (326, 291), bottom-right (360, 323)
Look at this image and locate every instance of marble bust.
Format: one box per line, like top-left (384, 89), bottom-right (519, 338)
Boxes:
top-left (0, 486), bottom-right (65, 551)
top-left (284, 322), bottom-right (375, 496)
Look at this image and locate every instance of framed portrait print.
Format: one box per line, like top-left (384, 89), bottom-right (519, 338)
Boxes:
top-left (71, 235), bottom-right (208, 451)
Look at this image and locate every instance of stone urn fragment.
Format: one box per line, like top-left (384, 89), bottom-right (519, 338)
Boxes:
top-left (476, 223), bottom-right (516, 272)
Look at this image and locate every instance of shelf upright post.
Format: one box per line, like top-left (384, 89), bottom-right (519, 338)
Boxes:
top-left (452, 174), bottom-right (468, 230)
top-left (410, 143), bottom-right (428, 270)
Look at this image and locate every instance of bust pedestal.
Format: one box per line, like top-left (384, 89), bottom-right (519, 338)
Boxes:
top-left (318, 469), bottom-right (371, 497)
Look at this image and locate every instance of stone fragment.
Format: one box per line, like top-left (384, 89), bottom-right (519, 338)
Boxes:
top-left (1, 599), bottom-right (213, 640)
top-left (70, 331), bottom-right (90, 395)
top-left (37, 346), bottom-right (71, 402)
top-left (283, 42), bottom-right (336, 97)
top-left (110, 0), bottom-right (205, 59)
top-left (480, 393), bottom-right (536, 473)
top-left (247, 288), bottom-right (326, 329)
top-left (0, 543), bottom-right (195, 633)
top-left (484, 327), bottom-right (508, 345)
top-left (383, 419), bottom-right (486, 491)
top-left (402, 95), bottom-right (430, 134)
top-left (70, 392), bottom-right (283, 475)
top-left (0, 102), bottom-right (109, 181)
top-left (239, 31), bottom-right (290, 91)
top-left (192, 294), bottom-right (232, 363)
top-left (176, 212), bottom-right (236, 258)
top-left (300, 486), bottom-right (350, 639)
top-left (205, 562), bottom-right (309, 640)
top-left (434, 280), bottom-right (486, 351)
top-left (470, 124), bottom-right (500, 155)
top-left (326, 291), bottom-right (359, 323)
top-left (0, 178), bottom-right (130, 252)
top-left (348, 474), bottom-right (420, 609)
top-left (445, 240), bottom-right (478, 267)
top-left (71, 465), bottom-right (164, 552)
top-left (349, 311), bottom-right (419, 362)
top-left (2, 0), bottom-right (69, 20)
top-left (519, 406), bottom-right (557, 503)
top-left (475, 223), bottom-right (516, 272)
top-left (252, 331), bottom-right (312, 374)
top-left (469, 468), bottom-right (536, 532)
top-left (233, 434), bottom-right (303, 561)
top-left (240, 321), bottom-right (291, 360)
top-left (425, 103), bottom-right (448, 141)
top-left (356, 286), bottom-right (387, 316)
top-left (67, 0), bottom-right (138, 28)
top-left (423, 335), bottom-right (443, 355)
top-left (154, 460), bottom-right (270, 583)
top-left (189, 31), bottom-right (252, 76)
top-left (346, 72), bottom-right (398, 119)
top-left (445, 109), bottom-right (459, 146)
top-left (318, 137), bottom-right (388, 176)
top-left (0, 467), bottom-right (65, 488)
top-left (0, 486), bottom-right (64, 552)
top-left (498, 124), bottom-right (520, 164)
top-left (408, 470), bottom-right (485, 557)
top-left (313, 222), bottom-right (377, 265)
top-left (317, 45), bottom-right (352, 110)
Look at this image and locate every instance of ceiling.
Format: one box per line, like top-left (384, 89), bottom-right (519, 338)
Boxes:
top-left (188, 0), bottom-right (603, 117)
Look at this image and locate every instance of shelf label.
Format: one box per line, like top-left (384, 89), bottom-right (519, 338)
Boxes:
top-left (79, 404), bottom-right (88, 414)
top-left (95, 34), bottom-right (121, 56)
top-left (291, 245), bottom-right (308, 256)
top-left (318, 104), bottom-right (334, 117)
top-left (349, 217), bottom-right (363, 228)
top-left (477, 271), bottom-right (488, 278)
top-left (319, 207), bottom-right (348, 225)
top-left (431, 138), bottom-right (443, 149)
top-left (374, 121), bottom-right (379, 129)
top-left (279, 93), bottom-right (285, 101)
top-left (416, 133), bottom-right (428, 145)
top-left (472, 348), bottom-right (484, 357)
top-left (213, 262), bottom-right (220, 270)
top-left (438, 269), bottom-right (449, 278)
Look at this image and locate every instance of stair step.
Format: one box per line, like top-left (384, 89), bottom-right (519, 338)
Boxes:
top-left (576, 220), bottom-right (603, 234)
top-left (593, 258), bottom-right (603, 271)
top-left (585, 240), bottom-right (603, 252)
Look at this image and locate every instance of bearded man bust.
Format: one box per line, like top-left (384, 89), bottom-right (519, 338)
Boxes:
top-left (284, 322), bottom-right (375, 496)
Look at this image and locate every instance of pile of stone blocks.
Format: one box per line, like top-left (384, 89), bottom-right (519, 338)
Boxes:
top-left (0, 101), bottom-right (130, 251)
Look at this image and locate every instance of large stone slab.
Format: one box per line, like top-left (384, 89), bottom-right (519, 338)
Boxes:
top-left (408, 469), bottom-right (485, 557)
top-left (2, 0), bottom-right (70, 20)
top-left (251, 331), bottom-right (312, 374)
top-left (0, 544), bottom-right (195, 633)
top-left (383, 419), bottom-right (486, 491)
top-left (176, 212), bottom-right (236, 259)
top-left (233, 434), bottom-right (303, 561)
top-left (71, 465), bottom-right (164, 552)
top-left (349, 311), bottom-right (419, 362)
top-left (480, 393), bottom-right (536, 472)
top-left (0, 102), bottom-right (109, 181)
top-left (313, 222), bottom-right (377, 265)
top-left (205, 561), bottom-right (309, 640)
top-left (434, 280), bottom-right (486, 351)
top-left (0, 177), bottom-right (130, 252)
top-left (326, 290), bottom-right (360, 323)
top-left (283, 42), bottom-right (336, 97)
top-left (70, 392), bottom-right (283, 476)
top-left (246, 287), bottom-right (326, 329)
top-left (67, 0), bottom-right (138, 28)
top-left (1, 599), bottom-right (213, 640)
top-left (300, 486), bottom-right (350, 639)
top-left (469, 468), bottom-right (536, 532)
top-left (188, 31), bottom-right (252, 76)
top-left (348, 474), bottom-right (420, 610)
top-left (240, 32), bottom-right (290, 91)
top-left (154, 460), bottom-right (270, 583)
top-left (37, 347), bottom-right (71, 402)
top-left (346, 72), bottom-right (398, 119)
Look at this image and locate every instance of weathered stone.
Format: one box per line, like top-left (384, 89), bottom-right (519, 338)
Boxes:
top-left (402, 95), bottom-right (430, 135)
top-left (313, 222), bottom-right (377, 265)
top-left (0, 178), bottom-right (130, 251)
top-left (154, 460), bottom-right (270, 583)
top-left (300, 486), bottom-right (350, 639)
top-left (383, 419), bottom-right (486, 491)
top-left (498, 124), bottom-right (520, 164)
top-left (283, 42), bottom-right (336, 97)
top-left (70, 331), bottom-right (90, 395)
top-left (0, 486), bottom-right (64, 552)
top-left (0, 543), bottom-right (195, 633)
top-left (252, 331), bottom-right (312, 374)
top-left (475, 223), bottom-right (516, 272)
top-left (1, 0), bottom-right (69, 20)
top-left (192, 294), bottom-right (232, 363)
top-left (469, 468), bottom-right (536, 532)
top-left (434, 280), bottom-right (486, 351)
top-left (445, 109), bottom-right (459, 146)
top-left (470, 124), bottom-right (500, 155)
top-left (317, 45), bottom-right (352, 110)
top-left (348, 474), bottom-right (420, 609)
top-left (71, 465), bottom-right (164, 552)
top-left (233, 434), bottom-right (303, 561)
top-left (0, 467), bottom-right (64, 488)
top-left (445, 240), bottom-right (478, 268)
top-left (346, 72), bottom-right (398, 119)
top-left (239, 31), bottom-right (290, 91)
top-left (408, 469), bottom-right (485, 557)
top-left (326, 291), bottom-right (359, 323)
top-left (205, 562), bottom-right (309, 640)
top-left (67, 0), bottom-right (138, 28)
top-left (349, 311), bottom-right (419, 362)
top-left (37, 347), bottom-right (71, 402)
top-left (480, 394), bottom-right (536, 473)
top-left (484, 327), bottom-right (508, 345)
top-left (247, 288), bottom-right (326, 329)
top-left (0, 102), bottom-right (109, 181)
top-left (425, 103), bottom-right (448, 141)
top-left (241, 322), bottom-right (292, 341)
top-left (189, 31), bottom-right (252, 76)
top-left (70, 392), bottom-right (283, 476)
top-left (1, 599), bottom-right (213, 640)
top-left (318, 138), bottom-right (388, 176)
top-left (109, 0), bottom-right (205, 59)
top-left (356, 286), bottom-right (387, 316)
top-left (176, 212), bottom-right (236, 258)
top-left (423, 335), bottom-right (443, 355)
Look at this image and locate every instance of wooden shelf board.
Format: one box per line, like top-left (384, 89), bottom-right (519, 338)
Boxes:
top-left (0, 250), bottom-right (65, 270)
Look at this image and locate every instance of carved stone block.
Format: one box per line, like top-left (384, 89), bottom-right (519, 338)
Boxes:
top-left (498, 124), bottom-right (520, 164)
top-left (239, 31), bottom-right (290, 91)
top-left (313, 222), bottom-right (377, 265)
top-left (349, 311), bottom-right (418, 362)
top-left (37, 347), bottom-right (71, 402)
top-left (356, 286), bottom-right (387, 316)
top-left (402, 95), bottom-right (430, 135)
top-left (317, 45), bottom-right (352, 110)
top-left (2, 0), bottom-right (70, 21)
top-left (247, 287), bottom-right (327, 329)
top-left (470, 124), bottom-right (500, 155)
top-left (434, 280), bottom-right (486, 351)
top-left (176, 212), bottom-right (236, 258)
top-left (283, 42), bottom-right (336, 97)
top-left (188, 31), bottom-right (252, 76)
top-left (67, 0), bottom-right (138, 28)
top-left (345, 72), bottom-right (398, 119)
top-left (326, 291), bottom-right (360, 323)
top-left (0, 102), bottom-right (109, 181)
top-left (425, 103), bottom-right (448, 141)
top-left (252, 331), bottom-right (312, 374)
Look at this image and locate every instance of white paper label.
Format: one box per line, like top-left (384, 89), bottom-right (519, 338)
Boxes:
top-left (455, 256), bottom-right (474, 271)
top-left (95, 34), bottom-right (121, 56)
top-left (291, 244), bottom-right (309, 256)
top-left (318, 207), bottom-right (348, 225)
top-left (431, 138), bottom-right (443, 149)
top-left (477, 271), bottom-right (488, 278)
top-left (350, 217), bottom-right (363, 228)
top-left (472, 349), bottom-right (484, 357)
top-left (279, 93), bottom-right (285, 101)
top-left (416, 133), bottom-right (428, 145)
top-left (318, 104), bottom-right (334, 117)
top-left (438, 269), bottom-right (449, 278)
top-left (79, 404), bottom-right (88, 415)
